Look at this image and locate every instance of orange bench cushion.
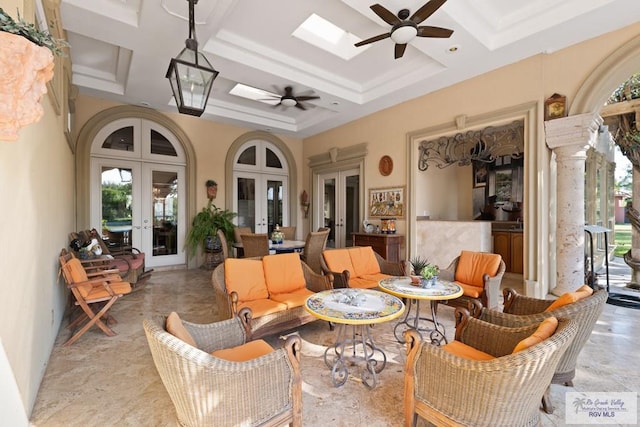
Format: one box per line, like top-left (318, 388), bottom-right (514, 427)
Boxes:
top-left (323, 249), bottom-right (356, 277)
top-left (455, 251), bottom-right (502, 288)
top-left (166, 312), bottom-right (197, 348)
top-left (224, 258), bottom-right (269, 303)
top-left (349, 247), bottom-right (381, 277)
top-left (238, 299), bottom-right (288, 317)
top-left (443, 340), bottom-right (495, 360)
top-left (545, 285), bottom-right (594, 312)
top-left (211, 339), bottom-right (274, 362)
top-left (270, 288), bottom-right (314, 309)
top-left (512, 316), bottom-right (558, 353)
top-left (263, 252), bottom-right (306, 295)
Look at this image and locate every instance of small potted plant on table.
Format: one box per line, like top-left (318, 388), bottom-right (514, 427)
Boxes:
top-left (409, 256), bottom-right (430, 285)
top-left (420, 264), bottom-right (440, 288)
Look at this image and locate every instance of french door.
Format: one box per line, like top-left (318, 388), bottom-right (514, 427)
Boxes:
top-left (233, 172), bottom-right (287, 235)
top-left (91, 159), bottom-right (186, 268)
top-left (316, 168), bottom-right (360, 248)
top-left (90, 118), bottom-right (187, 268)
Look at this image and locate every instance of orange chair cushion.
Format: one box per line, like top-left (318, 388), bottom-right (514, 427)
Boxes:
top-left (84, 280), bottom-right (131, 300)
top-left (238, 299), bottom-right (288, 317)
top-left (350, 247), bottom-right (381, 277)
top-left (262, 253), bottom-right (306, 294)
top-left (443, 340), bottom-right (495, 360)
top-left (545, 285), bottom-right (594, 312)
top-left (454, 251), bottom-right (502, 288)
top-left (210, 339), bottom-right (274, 362)
top-left (64, 258), bottom-right (92, 297)
top-left (323, 249), bottom-right (356, 278)
top-left (166, 312), bottom-right (197, 348)
top-left (512, 316), bottom-right (559, 353)
top-left (455, 282), bottom-right (483, 298)
top-left (224, 258), bottom-right (269, 303)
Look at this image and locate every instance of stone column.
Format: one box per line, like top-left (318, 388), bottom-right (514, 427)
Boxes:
top-left (545, 113), bottom-right (602, 295)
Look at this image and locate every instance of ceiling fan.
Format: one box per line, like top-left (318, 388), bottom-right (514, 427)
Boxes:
top-left (355, 0), bottom-right (454, 59)
top-left (263, 86), bottom-right (320, 110)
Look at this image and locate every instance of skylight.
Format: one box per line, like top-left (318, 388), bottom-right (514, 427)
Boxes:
top-left (229, 83), bottom-right (279, 106)
top-left (292, 13), bottom-right (367, 60)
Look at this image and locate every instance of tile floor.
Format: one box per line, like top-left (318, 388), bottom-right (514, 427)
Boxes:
top-left (29, 263), bottom-right (640, 426)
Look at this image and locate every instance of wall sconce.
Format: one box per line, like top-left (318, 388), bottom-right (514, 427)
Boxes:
top-left (300, 190), bottom-right (310, 218)
top-left (165, 0), bottom-right (218, 117)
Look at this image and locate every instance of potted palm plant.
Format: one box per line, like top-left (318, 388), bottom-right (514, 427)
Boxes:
top-left (185, 200), bottom-right (236, 258)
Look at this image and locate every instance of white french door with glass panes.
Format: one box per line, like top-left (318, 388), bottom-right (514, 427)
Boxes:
top-left (233, 172), bottom-right (287, 235)
top-left (90, 118), bottom-right (186, 268)
top-left (232, 140), bottom-right (289, 236)
top-left (90, 159), bottom-right (186, 268)
top-left (316, 168), bottom-right (360, 248)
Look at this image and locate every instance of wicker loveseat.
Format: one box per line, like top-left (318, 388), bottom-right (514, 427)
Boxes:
top-left (403, 309), bottom-right (577, 427)
top-left (143, 312), bottom-right (302, 427)
top-left (211, 252), bottom-right (333, 338)
top-left (321, 246), bottom-right (405, 289)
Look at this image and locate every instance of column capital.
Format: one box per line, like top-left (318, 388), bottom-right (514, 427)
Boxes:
top-left (545, 112), bottom-right (603, 151)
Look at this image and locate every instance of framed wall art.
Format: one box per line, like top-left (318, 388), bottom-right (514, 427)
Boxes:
top-left (473, 163), bottom-right (488, 188)
top-left (368, 186), bottom-right (405, 218)
top-left (544, 93), bottom-right (567, 121)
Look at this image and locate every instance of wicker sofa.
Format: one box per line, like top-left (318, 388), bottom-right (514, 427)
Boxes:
top-left (321, 246), bottom-right (405, 289)
top-left (211, 252), bottom-right (333, 339)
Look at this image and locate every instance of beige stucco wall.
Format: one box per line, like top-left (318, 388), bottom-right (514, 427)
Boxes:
top-left (0, 30), bottom-right (74, 427)
top-left (3, 3), bottom-right (640, 421)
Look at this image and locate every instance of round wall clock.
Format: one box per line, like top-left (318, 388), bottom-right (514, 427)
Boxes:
top-left (379, 155), bottom-right (393, 176)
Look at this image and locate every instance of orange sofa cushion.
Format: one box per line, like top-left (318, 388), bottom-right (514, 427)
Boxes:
top-left (211, 339), bottom-right (274, 362)
top-left (455, 251), bottom-right (502, 288)
top-left (545, 285), bottom-right (594, 312)
top-left (323, 249), bottom-right (356, 277)
top-left (350, 247), bottom-right (381, 277)
top-left (269, 288), bottom-right (314, 309)
top-left (443, 340), bottom-right (495, 360)
top-left (512, 316), bottom-right (559, 353)
top-left (263, 252), bottom-right (306, 295)
top-left (224, 258), bottom-right (269, 303)
top-left (166, 312), bottom-right (197, 348)
top-left (238, 299), bottom-right (288, 317)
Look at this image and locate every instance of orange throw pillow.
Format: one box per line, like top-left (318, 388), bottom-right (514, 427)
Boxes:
top-left (322, 249), bottom-right (355, 277)
top-left (166, 312), bottom-right (197, 348)
top-left (349, 246), bottom-right (381, 277)
top-left (211, 339), bottom-right (274, 362)
top-left (512, 316), bottom-right (558, 353)
top-left (545, 285), bottom-right (593, 312)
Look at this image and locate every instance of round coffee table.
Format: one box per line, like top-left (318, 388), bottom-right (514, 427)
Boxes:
top-left (378, 276), bottom-right (462, 345)
top-left (305, 288), bottom-right (405, 389)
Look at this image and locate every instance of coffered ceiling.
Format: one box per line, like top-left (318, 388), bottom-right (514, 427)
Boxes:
top-left (58, 0), bottom-right (640, 137)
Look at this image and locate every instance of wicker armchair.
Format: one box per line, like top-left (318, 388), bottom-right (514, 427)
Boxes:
top-left (279, 226), bottom-right (296, 240)
top-left (241, 233), bottom-right (270, 258)
top-left (143, 312), bottom-right (302, 427)
top-left (300, 229), bottom-right (330, 274)
top-left (476, 287), bottom-right (608, 413)
top-left (438, 251), bottom-right (505, 310)
top-left (403, 310), bottom-right (577, 427)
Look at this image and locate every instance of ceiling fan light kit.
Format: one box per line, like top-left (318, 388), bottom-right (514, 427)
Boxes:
top-left (166, 0), bottom-right (219, 117)
top-left (355, 0), bottom-right (453, 59)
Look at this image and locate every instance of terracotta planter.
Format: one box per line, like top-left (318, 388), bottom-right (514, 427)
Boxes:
top-left (0, 32), bottom-right (55, 141)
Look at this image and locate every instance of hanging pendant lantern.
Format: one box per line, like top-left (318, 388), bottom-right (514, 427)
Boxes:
top-left (166, 0), bottom-right (218, 117)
